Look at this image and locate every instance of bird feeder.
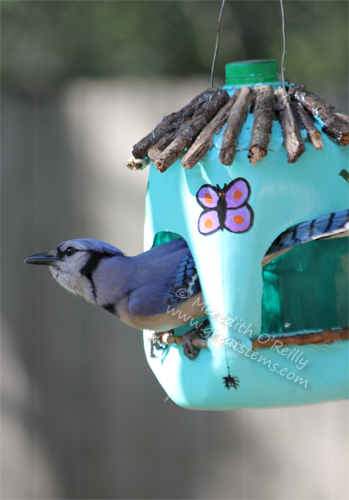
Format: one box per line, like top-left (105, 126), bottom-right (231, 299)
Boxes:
top-left (127, 60), bottom-right (349, 410)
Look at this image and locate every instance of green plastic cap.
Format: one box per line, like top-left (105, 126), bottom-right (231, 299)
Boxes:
top-left (225, 59), bottom-right (279, 85)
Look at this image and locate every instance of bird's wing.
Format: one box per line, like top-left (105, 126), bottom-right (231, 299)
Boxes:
top-left (263, 209), bottom-right (349, 266)
top-left (128, 241), bottom-right (201, 317)
top-left (167, 252), bottom-right (201, 306)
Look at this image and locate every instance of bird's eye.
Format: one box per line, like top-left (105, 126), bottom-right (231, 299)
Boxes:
top-left (65, 247), bottom-right (77, 257)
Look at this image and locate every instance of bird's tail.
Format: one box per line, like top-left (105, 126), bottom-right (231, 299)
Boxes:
top-left (263, 209), bottom-right (349, 266)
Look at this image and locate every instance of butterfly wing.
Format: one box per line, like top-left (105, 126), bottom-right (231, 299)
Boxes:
top-left (225, 178), bottom-right (251, 208)
top-left (198, 210), bottom-right (221, 235)
top-left (196, 185), bottom-right (220, 209)
top-left (224, 206), bottom-right (254, 233)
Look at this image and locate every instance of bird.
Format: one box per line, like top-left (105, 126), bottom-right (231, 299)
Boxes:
top-left (25, 237), bottom-right (205, 359)
top-left (263, 208), bottom-right (349, 265)
top-left (25, 209), bottom-right (348, 359)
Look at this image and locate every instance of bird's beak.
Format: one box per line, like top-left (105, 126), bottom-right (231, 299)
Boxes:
top-left (24, 252), bottom-right (58, 266)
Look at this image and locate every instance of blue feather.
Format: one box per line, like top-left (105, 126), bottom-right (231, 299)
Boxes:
top-left (126, 239), bottom-right (201, 316)
top-left (267, 209), bottom-right (349, 255)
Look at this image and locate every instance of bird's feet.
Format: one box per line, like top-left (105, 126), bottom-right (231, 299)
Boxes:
top-left (148, 330), bottom-right (172, 358)
top-left (182, 318), bottom-right (211, 361)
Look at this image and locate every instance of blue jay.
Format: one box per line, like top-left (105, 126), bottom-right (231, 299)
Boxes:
top-left (25, 237), bottom-right (205, 359)
top-left (264, 208), bottom-right (349, 265)
top-left (25, 209), bottom-right (348, 359)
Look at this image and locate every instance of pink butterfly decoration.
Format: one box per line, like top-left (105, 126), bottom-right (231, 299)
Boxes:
top-left (196, 178), bottom-right (254, 235)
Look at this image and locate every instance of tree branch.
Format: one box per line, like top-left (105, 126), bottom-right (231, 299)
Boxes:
top-left (219, 86), bottom-right (255, 166)
top-left (181, 89), bottom-right (241, 170)
top-left (289, 85), bottom-right (349, 146)
top-left (248, 84), bottom-right (275, 165)
top-left (152, 327), bottom-right (349, 350)
top-left (275, 88), bottom-right (306, 163)
top-left (154, 88), bottom-right (229, 173)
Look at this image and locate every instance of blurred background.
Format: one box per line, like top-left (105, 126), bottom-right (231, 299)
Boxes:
top-left (1, 1), bottom-right (348, 499)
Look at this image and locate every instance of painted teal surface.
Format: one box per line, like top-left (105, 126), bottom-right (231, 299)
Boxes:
top-left (143, 71), bottom-right (349, 409)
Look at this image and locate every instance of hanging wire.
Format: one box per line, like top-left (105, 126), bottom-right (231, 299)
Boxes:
top-left (280, 0), bottom-right (287, 94)
top-left (210, 0), bottom-right (226, 88)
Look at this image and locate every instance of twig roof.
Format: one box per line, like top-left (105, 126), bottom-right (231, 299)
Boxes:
top-left (126, 84), bottom-right (349, 172)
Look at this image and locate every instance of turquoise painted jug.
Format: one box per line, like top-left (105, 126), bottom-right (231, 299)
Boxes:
top-left (143, 60), bottom-right (348, 410)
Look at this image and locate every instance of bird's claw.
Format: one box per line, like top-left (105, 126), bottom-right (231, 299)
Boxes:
top-left (149, 330), bottom-right (171, 358)
top-left (182, 318), bottom-right (210, 361)
top-left (182, 337), bottom-right (200, 360)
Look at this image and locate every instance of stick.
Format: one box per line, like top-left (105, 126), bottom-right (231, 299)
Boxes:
top-left (154, 88), bottom-right (229, 173)
top-left (335, 112), bottom-right (349, 124)
top-left (148, 130), bottom-right (178, 162)
top-left (125, 157), bottom-right (149, 171)
top-left (291, 101), bottom-right (323, 150)
top-left (248, 85), bottom-right (275, 166)
top-left (275, 88), bottom-right (306, 163)
top-left (157, 332), bottom-right (208, 349)
top-left (132, 88), bottom-right (219, 159)
top-left (253, 327), bottom-right (349, 349)
top-left (219, 86), bottom-right (254, 166)
top-left (152, 327), bottom-right (349, 350)
top-left (289, 85), bottom-right (349, 146)
top-left (148, 118), bottom-right (192, 162)
top-left (181, 89), bottom-right (241, 170)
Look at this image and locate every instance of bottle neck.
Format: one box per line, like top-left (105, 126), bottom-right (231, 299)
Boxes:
top-left (225, 60), bottom-right (280, 86)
